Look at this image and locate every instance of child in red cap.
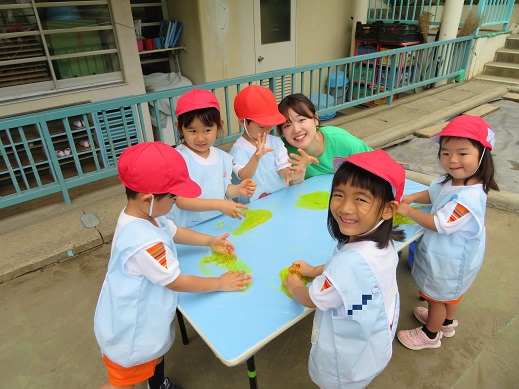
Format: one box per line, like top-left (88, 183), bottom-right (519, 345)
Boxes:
top-left (397, 115), bottom-right (499, 351)
top-left (285, 149), bottom-right (405, 388)
top-left (94, 142), bottom-right (252, 389)
top-left (166, 88), bottom-right (257, 227)
top-left (230, 85), bottom-right (317, 201)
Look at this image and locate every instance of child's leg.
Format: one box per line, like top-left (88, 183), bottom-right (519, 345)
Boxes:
top-left (147, 357), bottom-right (164, 389)
top-left (425, 300), bottom-right (447, 333)
top-left (445, 302), bottom-right (459, 321)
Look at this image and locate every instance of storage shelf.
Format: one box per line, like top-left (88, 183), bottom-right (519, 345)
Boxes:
top-left (0, 116), bottom-right (101, 180)
top-left (138, 46), bottom-right (185, 56)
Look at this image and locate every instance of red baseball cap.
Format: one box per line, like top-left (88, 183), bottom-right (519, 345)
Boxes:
top-left (175, 88), bottom-right (220, 117)
top-left (118, 142), bottom-right (201, 197)
top-left (234, 85), bottom-right (286, 126)
top-left (333, 149), bottom-right (406, 203)
top-left (430, 115), bottom-right (495, 150)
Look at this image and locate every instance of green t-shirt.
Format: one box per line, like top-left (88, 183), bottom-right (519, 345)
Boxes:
top-left (283, 126), bottom-right (372, 179)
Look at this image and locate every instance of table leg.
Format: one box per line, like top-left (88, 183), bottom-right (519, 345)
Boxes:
top-left (176, 308), bottom-right (190, 345)
top-left (246, 356), bottom-right (258, 389)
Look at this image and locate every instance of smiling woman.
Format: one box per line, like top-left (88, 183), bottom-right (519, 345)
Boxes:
top-left (277, 93), bottom-right (372, 179)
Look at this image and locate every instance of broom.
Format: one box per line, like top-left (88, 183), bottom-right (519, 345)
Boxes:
top-left (417, 11), bottom-right (433, 44)
top-left (458, 7), bottom-right (486, 37)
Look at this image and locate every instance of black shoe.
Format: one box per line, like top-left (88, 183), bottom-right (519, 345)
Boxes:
top-left (160, 377), bottom-right (184, 389)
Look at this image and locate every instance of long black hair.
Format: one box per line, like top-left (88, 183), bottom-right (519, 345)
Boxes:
top-left (327, 162), bottom-right (405, 249)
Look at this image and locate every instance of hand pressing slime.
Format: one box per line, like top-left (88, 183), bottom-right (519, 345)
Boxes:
top-left (279, 264), bottom-right (315, 298)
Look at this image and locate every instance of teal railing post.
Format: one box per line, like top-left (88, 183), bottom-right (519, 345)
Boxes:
top-left (503, 0), bottom-right (515, 32)
top-left (38, 118), bottom-right (72, 204)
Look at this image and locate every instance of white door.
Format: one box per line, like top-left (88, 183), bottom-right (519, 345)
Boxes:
top-left (253, 0), bottom-right (296, 99)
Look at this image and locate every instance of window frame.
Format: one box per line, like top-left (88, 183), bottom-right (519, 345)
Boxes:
top-left (0, 0), bottom-right (124, 102)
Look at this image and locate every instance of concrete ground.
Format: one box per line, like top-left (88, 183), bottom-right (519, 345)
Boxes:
top-left (1, 79), bottom-right (519, 388)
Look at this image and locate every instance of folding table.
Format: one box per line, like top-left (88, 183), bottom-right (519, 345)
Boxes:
top-left (176, 174), bottom-right (428, 388)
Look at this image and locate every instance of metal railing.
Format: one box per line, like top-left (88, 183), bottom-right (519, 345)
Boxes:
top-left (368, 0), bottom-right (515, 33)
top-left (0, 36), bottom-right (473, 208)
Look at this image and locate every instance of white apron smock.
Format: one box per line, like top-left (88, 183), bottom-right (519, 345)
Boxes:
top-left (168, 145), bottom-right (233, 227)
top-left (412, 178), bottom-right (486, 300)
top-left (94, 216), bottom-right (178, 367)
top-left (309, 241), bottom-right (399, 389)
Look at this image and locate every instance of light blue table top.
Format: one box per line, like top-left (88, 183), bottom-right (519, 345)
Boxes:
top-left (176, 174), bottom-right (428, 366)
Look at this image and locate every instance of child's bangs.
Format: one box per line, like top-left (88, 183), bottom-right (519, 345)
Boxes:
top-left (332, 162), bottom-right (392, 204)
top-left (179, 107), bottom-right (221, 129)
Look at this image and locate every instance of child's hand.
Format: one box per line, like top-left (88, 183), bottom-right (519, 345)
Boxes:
top-left (401, 195), bottom-right (413, 204)
top-left (210, 233), bottom-right (235, 255)
top-left (291, 260), bottom-right (316, 277)
top-left (254, 132), bottom-right (275, 159)
top-left (238, 178), bottom-right (257, 198)
top-left (219, 201), bottom-right (248, 220)
top-left (218, 270), bottom-right (252, 291)
top-left (397, 202), bottom-right (412, 217)
top-left (284, 273), bottom-right (304, 295)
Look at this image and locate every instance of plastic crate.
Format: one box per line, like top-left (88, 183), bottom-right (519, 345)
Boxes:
top-left (357, 45), bottom-right (377, 55)
top-left (355, 21), bottom-right (383, 40)
top-left (380, 47), bottom-right (401, 66)
top-left (378, 23), bottom-right (420, 43)
top-left (351, 84), bottom-right (379, 98)
top-left (352, 65), bottom-right (375, 84)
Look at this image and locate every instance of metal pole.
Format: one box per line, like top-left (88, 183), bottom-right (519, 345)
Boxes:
top-left (246, 356), bottom-right (258, 389)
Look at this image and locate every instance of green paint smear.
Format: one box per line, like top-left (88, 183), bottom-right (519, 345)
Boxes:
top-left (231, 209), bottom-right (272, 236)
top-left (393, 213), bottom-right (415, 225)
top-left (394, 205), bottom-right (425, 225)
top-left (294, 191), bottom-right (330, 210)
top-left (279, 265), bottom-right (315, 299)
top-left (217, 221), bottom-right (225, 227)
top-left (199, 252), bottom-right (252, 290)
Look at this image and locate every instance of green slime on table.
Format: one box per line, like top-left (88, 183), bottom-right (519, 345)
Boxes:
top-left (393, 205), bottom-right (425, 225)
top-left (279, 265), bottom-right (315, 299)
top-left (199, 251), bottom-right (252, 281)
top-left (294, 191), bottom-right (330, 210)
top-left (231, 209), bottom-right (272, 236)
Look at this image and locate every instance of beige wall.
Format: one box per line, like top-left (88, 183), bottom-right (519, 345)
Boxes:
top-left (296, 0), bottom-right (354, 66)
top-left (174, 0), bottom-right (354, 83)
top-left (166, 0), bottom-right (206, 84)
top-left (2, 0), bottom-right (146, 118)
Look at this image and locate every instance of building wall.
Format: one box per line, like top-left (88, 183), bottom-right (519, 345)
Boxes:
top-left (173, 0), bottom-right (354, 83)
top-left (2, 0), bottom-right (146, 118)
top-left (296, 1), bottom-right (354, 66)
top-left (166, 0), bottom-right (206, 84)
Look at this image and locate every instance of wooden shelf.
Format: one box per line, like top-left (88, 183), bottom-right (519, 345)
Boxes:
top-left (138, 46), bottom-right (185, 55)
top-left (0, 115), bottom-right (101, 180)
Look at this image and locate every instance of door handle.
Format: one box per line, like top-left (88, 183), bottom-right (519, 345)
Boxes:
top-left (257, 56), bottom-right (264, 62)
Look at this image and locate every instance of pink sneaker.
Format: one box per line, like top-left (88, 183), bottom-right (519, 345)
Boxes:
top-left (414, 306), bottom-right (458, 338)
top-left (397, 327), bottom-right (441, 350)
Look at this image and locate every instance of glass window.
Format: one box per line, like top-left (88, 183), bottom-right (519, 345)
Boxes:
top-left (0, 1), bottom-right (122, 100)
top-left (260, 0), bottom-right (291, 45)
